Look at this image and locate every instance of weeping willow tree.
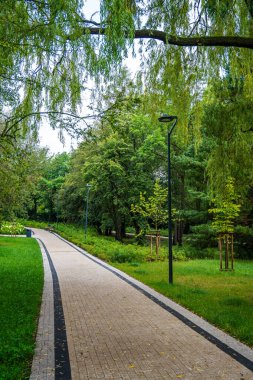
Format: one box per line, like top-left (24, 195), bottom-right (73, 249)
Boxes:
top-left (202, 70), bottom-right (253, 200)
top-left (0, 0), bottom-right (252, 141)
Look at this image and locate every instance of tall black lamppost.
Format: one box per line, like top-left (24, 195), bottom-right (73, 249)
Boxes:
top-left (158, 113), bottom-right (178, 284)
top-left (84, 184), bottom-right (92, 239)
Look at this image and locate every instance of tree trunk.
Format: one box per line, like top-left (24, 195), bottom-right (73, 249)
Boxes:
top-left (114, 216), bottom-right (122, 241)
top-left (178, 221), bottom-right (184, 246)
top-left (121, 222), bottom-right (126, 239)
top-left (133, 220), bottom-right (141, 235)
top-left (174, 221), bottom-right (178, 245)
top-left (96, 225), bottom-right (103, 235)
top-left (104, 228), bottom-right (112, 236)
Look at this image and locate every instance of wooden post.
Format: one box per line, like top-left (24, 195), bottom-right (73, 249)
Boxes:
top-left (218, 236), bottom-right (222, 271)
top-left (150, 234), bottom-right (153, 256)
top-left (155, 231), bottom-right (159, 259)
top-left (231, 233), bottom-right (234, 270)
top-left (225, 235), bottom-right (229, 270)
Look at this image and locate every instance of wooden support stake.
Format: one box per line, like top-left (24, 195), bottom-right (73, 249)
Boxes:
top-left (156, 232), bottom-right (159, 259)
top-left (231, 234), bottom-right (234, 270)
top-left (225, 235), bottom-right (229, 270)
top-left (218, 236), bottom-right (222, 271)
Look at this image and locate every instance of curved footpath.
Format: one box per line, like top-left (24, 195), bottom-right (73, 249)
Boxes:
top-left (30, 228), bottom-right (253, 380)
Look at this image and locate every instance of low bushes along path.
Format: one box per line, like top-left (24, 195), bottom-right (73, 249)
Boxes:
top-left (30, 228), bottom-right (253, 379)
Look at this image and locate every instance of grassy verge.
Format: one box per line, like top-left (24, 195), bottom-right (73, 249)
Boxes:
top-left (113, 260), bottom-right (253, 348)
top-left (22, 221), bottom-right (211, 261)
top-left (21, 221), bottom-right (253, 347)
top-left (55, 224), bottom-right (253, 348)
top-left (0, 237), bottom-right (43, 379)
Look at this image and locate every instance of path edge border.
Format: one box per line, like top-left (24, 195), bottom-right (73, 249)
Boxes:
top-left (29, 238), bottom-right (55, 380)
top-left (52, 231), bottom-right (253, 372)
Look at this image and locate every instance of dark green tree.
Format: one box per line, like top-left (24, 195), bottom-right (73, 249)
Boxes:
top-left (61, 94), bottom-right (167, 240)
top-left (33, 152), bottom-right (70, 221)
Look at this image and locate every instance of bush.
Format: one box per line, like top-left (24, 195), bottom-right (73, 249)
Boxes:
top-left (18, 219), bottom-right (49, 229)
top-left (184, 223), bottom-right (217, 249)
top-left (110, 250), bottom-right (140, 263)
top-left (234, 226), bottom-right (253, 259)
top-left (0, 222), bottom-right (25, 235)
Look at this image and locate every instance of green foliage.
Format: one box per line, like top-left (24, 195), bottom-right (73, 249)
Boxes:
top-left (0, 139), bottom-right (48, 221)
top-left (60, 90), bottom-right (167, 239)
top-left (0, 237), bottom-right (43, 379)
top-left (33, 152), bottom-right (70, 221)
top-left (40, 222), bottom-right (188, 263)
top-left (54, 223), bottom-right (148, 262)
top-left (209, 177), bottom-right (241, 235)
top-left (19, 219), bottom-right (48, 229)
top-left (203, 75), bottom-right (253, 197)
top-left (1, 0), bottom-right (252, 144)
top-left (234, 225), bottom-right (253, 259)
top-left (185, 224), bottom-right (217, 250)
top-left (0, 221), bottom-right (25, 235)
top-left (131, 180), bottom-right (167, 230)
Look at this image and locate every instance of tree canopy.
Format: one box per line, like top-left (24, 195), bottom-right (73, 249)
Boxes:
top-left (0, 1), bottom-right (253, 256)
top-left (1, 0), bottom-right (252, 141)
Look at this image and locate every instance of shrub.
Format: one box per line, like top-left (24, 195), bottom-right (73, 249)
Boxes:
top-left (0, 222), bottom-right (25, 235)
top-left (110, 250), bottom-right (139, 263)
top-left (234, 226), bottom-right (253, 259)
top-left (184, 223), bottom-right (217, 249)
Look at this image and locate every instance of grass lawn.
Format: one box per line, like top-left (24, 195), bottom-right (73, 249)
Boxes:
top-left (21, 220), bottom-right (253, 348)
top-left (113, 260), bottom-right (253, 348)
top-left (0, 237), bottom-right (43, 380)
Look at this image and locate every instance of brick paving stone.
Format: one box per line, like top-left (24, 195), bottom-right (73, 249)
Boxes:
top-left (31, 229), bottom-right (253, 380)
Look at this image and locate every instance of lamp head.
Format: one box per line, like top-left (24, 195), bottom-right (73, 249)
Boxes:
top-left (158, 113), bottom-right (177, 123)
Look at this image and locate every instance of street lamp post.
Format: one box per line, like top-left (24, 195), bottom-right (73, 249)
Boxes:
top-left (158, 113), bottom-right (178, 284)
top-left (56, 194), bottom-right (59, 229)
top-left (84, 184), bottom-right (92, 239)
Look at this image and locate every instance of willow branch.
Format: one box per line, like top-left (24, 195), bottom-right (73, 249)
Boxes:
top-left (85, 27), bottom-right (253, 49)
top-left (244, 0), bottom-right (253, 19)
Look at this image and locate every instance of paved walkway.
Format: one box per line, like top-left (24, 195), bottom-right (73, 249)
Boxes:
top-left (30, 229), bottom-right (253, 380)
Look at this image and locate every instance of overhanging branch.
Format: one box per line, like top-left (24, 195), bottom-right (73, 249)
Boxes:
top-left (86, 27), bottom-right (253, 49)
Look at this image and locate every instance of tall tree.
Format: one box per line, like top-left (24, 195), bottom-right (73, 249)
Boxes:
top-left (32, 152), bottom-right (70, 221)
top-left (0, 137), bottom-right (47, 220)
top-left (60, 93), bottom-right (167, 240)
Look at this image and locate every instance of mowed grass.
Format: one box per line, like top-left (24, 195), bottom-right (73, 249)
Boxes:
top-left (113, 260), bottom-right (253, 348)
top-left (21, 221), bottom-right (253, 348)
top-left (0, 237), bottom-right (43, 380)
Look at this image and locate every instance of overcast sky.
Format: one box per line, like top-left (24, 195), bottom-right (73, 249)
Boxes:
top-left (39, 0), bottom-right (100, 154)
top-left (39, 0), bottom-right (141, 154)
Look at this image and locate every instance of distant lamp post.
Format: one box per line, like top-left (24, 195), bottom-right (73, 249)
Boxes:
top-left (56, 194), bottom-right (59, 229)
top-left (158, 113), bottom-right (178, 284)
top-left (84, 184), bottom-right (92, 239)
